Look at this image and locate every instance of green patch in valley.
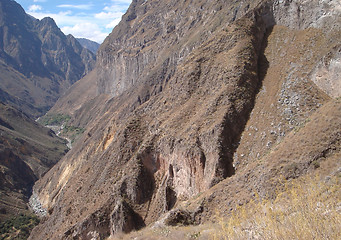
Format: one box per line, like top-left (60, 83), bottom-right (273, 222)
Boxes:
top-left (38, 114), bottom-right (85, 145)
top-left (37, 114), bottom-right (71, 126)
top-left (63, 126), bottom-right (85, 144)
top-left (0, 214), bottom-right (40, 240)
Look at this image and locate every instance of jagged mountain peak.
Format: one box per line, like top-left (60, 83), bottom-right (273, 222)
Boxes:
top-left (38, 17), bottom-right (62, 34)
top-left (40, 16), bottom-right (56, 24)
top-left (0, 0), bottom-right (26, 18)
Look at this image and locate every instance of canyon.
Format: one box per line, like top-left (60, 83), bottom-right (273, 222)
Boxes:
top-left (27, 0), bottom-right (340, 239)
top-left (0, 102), bottom-right (68, 222)
top-left (0, 0), bottom-right (96, 227)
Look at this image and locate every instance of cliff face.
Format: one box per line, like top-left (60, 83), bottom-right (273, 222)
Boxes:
top-left (30, 0), bottom-right (340, 239)
top-left (0, 0), bottom-right (96, 117)
top-left (96, 0), bottom-right (264, 97)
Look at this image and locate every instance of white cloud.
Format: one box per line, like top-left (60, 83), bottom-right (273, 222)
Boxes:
top-left (28, 11), bottom-right (77, 25)
top-left (57, 4), bottom-right (94, 10)
top-left (34, 0), bottom-right (47, 2)
top-left (103, 5), bottom-right (127, 13)
top-left (95, 11), bottom-right (124, 20)
top-left (62, 23), bottom-right (109, 43)
top-left (111, 0), bottom-right (133, 4)
top-left (95, 2), bottom-right (130, 29)
top-left (28, 5), bottom-right (42, 12)
top-left (106, 18), bottom-right (121, 29)
top-left (105, 2), bottom-right (132, 12)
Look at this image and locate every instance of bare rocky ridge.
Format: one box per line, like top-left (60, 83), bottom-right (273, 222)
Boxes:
top-left (181, 98), bottom-right (341, 224)
top-left (30, 0), bottom-right (341, 239)
top-left (0, 0), bottom-right (96, 117)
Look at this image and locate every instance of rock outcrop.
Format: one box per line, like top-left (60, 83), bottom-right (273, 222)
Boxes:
top-left (0, 0), bottom-right (96, 117)
top-left (30, 0), bottom-right (341, 239)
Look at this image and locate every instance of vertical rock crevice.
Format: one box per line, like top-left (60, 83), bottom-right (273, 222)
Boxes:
top-left (213, 10), bottom-right (271, 185)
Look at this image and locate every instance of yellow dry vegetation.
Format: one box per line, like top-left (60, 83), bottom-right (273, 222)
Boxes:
top-left (214, 175), bottom-right (341, 240)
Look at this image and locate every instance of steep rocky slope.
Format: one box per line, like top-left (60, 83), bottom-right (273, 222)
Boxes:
top-left (0, 0), bottom-right (96, 117)
top-left (0, 102), bottom-right (68, 222)
top-left (30, 0), bottom-right (340, 239)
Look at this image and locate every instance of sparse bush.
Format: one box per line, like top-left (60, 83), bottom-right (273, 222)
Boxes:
top-left (312, 160), bottom-right (320, 169)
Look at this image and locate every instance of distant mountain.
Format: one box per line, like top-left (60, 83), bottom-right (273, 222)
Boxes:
top-left (0, 0), bottom-right (96, 118)
top-left (0, 102), bottom-right (68, 222)
top-left (76, 38), bottom-right (100, 54)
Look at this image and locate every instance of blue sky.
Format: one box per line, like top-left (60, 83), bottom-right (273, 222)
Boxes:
top-left (15, 0), bottom-right (132, 43)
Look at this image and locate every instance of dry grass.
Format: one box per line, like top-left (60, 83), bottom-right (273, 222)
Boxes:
top-left (108, 174), bottom-right (341, 240)
top-left (214, 175), bottom-right (341, 240)
top-left (108, 224), bottom-right (212, 240)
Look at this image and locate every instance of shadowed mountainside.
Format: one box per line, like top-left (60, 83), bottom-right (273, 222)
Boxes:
top-left (0, 0), bottom-right (96, 117)
top-left (0, 102), bottom-right (68, 222)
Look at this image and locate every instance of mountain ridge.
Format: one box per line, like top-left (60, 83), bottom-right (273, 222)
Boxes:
top-left (76, 38), bottom-right (100, 54)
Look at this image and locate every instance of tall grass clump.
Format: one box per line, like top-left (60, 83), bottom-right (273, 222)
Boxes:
top-left (214, 175), bottom-right (341, 240)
